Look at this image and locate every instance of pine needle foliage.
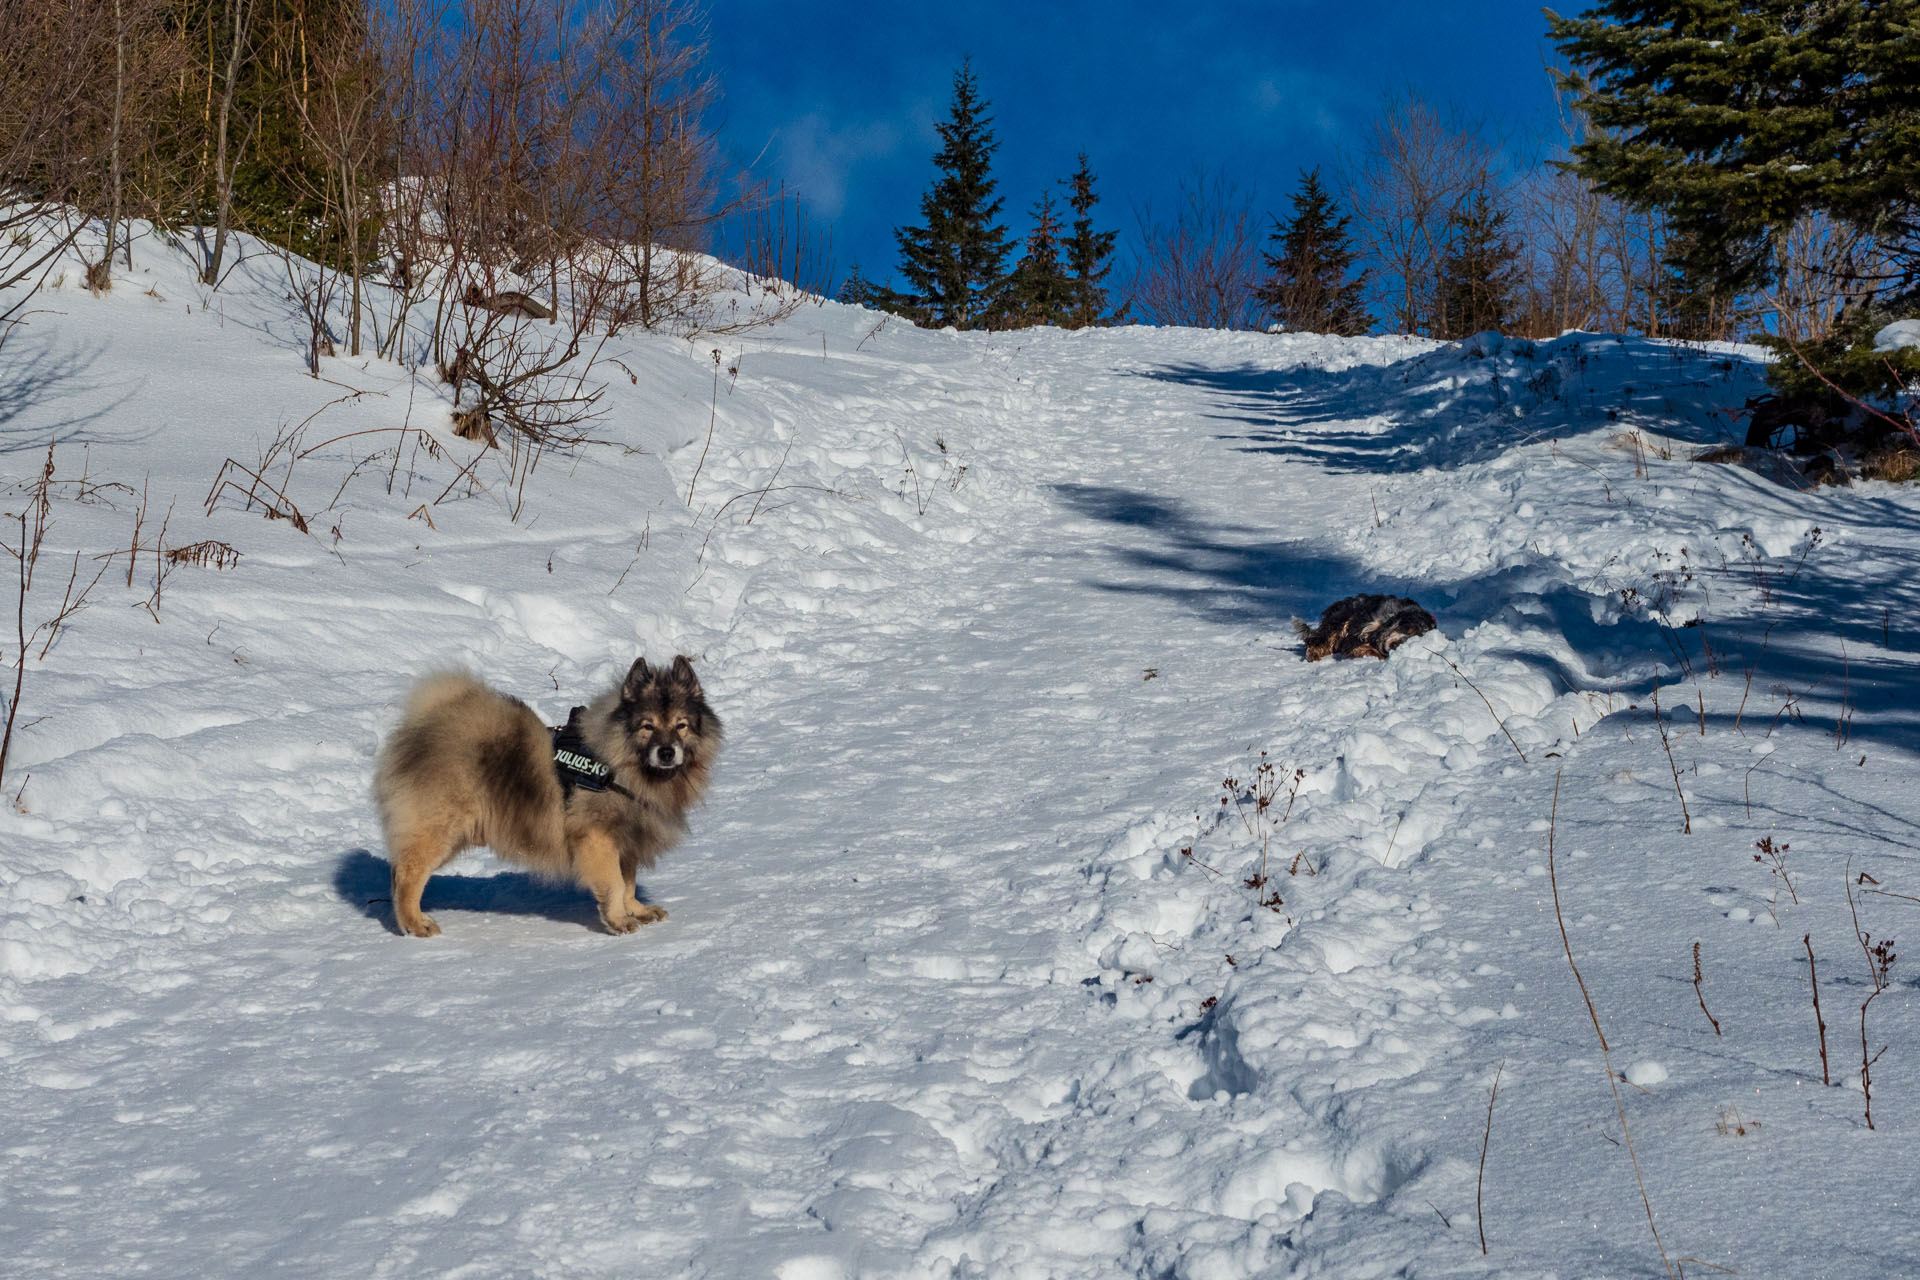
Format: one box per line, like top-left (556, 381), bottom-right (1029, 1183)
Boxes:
top-left (1004, 190), bottom-right (1073, 327)
top-left (1434, 189), bottom-right (1521, 338)
top-left (1061, 152), bottom-right (1118, 327)
top-left (892, 60), bottom-right (1012, 330)
top-left (1254, 168), bottom-right (1368, 336)
top-left (1548, 0), bottom-right (1920, 301)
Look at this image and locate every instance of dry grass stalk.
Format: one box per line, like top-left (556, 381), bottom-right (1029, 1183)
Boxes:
top-left (1477, 1060), bottom-right (1503, 1255)
top-left (1648, 683), bottom-right (1691, 834)
top-left (1426, 646), bottom-right (1528, 763)
top-left (1546, 770), bottom-right (1674, 1278)
top-left (1804, 932), bottom-right (1830, 1086)
top-left (0, 447), bottom-right (115, 785)
top-left (1844, 867), bottom-right (1895, 1130)
top-left (1692, 941), bottom-right (1721, 1036)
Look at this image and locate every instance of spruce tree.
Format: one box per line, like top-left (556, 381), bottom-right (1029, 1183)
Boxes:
top-left (1548, 0), bottom-right (1920, 299)
top-left (1254, 168), bottom-right (1369, 335)
top-left (893, 61), bottom-right (1012, 329)
top-left (1433, 189), bottom-right (1520, 338)
top-left (837, 263), bottom-right (885, 308)
top-left (1061, 153), bottom-right (1118, 328)
top-left (1003, 191), bottom-right (1073, 327)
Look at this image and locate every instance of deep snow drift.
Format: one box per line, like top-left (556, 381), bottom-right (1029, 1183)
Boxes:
top-left (3, 225), bottom-right (1919, 1278)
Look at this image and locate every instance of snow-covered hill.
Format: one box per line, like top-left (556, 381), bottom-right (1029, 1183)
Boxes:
top-left (4, 224), bottom-right (1918, 1278)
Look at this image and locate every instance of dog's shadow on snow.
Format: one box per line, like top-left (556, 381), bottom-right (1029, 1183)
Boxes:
top-left (332, 848), bottom-right (653, 934)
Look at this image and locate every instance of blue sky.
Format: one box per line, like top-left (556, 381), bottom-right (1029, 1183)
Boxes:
top-left (705, 2), bottom-right (1570, 294)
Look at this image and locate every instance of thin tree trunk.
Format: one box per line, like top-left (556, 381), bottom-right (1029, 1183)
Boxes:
top-left (110, 0), bottom-right (127, 271)
top-left (204, 0), bottom-right (254, 286)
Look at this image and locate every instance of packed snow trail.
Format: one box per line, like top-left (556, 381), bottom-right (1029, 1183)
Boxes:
top-left (5, 236), bottom-right (1920, 1278)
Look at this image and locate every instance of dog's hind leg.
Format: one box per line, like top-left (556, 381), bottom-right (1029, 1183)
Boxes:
top-left (574, 829), bottom-right (666, 934)
top-left (390, 832), bottom-right (460, 938)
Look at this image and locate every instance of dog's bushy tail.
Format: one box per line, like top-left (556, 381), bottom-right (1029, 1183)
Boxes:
top-left (401, 671), bottom-right (490, 723)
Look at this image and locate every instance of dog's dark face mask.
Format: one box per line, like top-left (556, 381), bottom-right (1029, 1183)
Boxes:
top-left (620, 655), bottom-right (718, 775)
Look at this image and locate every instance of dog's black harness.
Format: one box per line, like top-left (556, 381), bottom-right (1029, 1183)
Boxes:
top-left (550, 707), bottom-right (634, 800)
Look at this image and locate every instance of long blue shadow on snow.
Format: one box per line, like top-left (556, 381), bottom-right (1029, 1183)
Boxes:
top-left (1129, 335), bottom-right (1768, 475)
top-left (1050, 482), bottom-right (1681, 680)
top-left (0, 335), bottom-right (149, 453)
top-left (1049, 482), bottom-right (1920, 757)
top-left (1049, 482), bottom-right (1381, 632)
top-left (332, 847), bottom-right (657, 935)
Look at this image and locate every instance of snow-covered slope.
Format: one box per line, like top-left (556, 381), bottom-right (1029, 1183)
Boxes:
top-left (4, 226), bottom-right (1919, 1278)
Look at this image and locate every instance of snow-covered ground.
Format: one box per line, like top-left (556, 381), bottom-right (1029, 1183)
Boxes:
top-left (4, 225), bottom-right (1920, 1278)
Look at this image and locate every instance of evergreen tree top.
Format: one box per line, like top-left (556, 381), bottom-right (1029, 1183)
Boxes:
top-left (892, 59), bottom-right (1012, 329)
top-left (1062, 152), bottom-right (1118, 327)
top-left (1269, 168), bottom-right (1354, 267)
top-left (1549, 0), bottom-right (1920, 289)
top-left (1256, 167), bottom-right (1367, 337)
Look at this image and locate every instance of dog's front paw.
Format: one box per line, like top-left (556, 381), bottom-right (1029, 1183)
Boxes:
top-left (600, 901), bottom-right (667, 933)
top-left (398, 911), bottom-right (441, 938)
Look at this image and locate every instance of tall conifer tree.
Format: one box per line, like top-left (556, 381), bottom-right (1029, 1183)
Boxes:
top-left (1434, 189), bottom-right (1520, 337)
top-left (1061, 153), bottom-right (1118, 327)
top-left (893, 61), bottom-right (1012, 329)
top-left (1254, 168), bottom-right (1368, 335)
top-left (1005, 190), bottom-right (1073, 327)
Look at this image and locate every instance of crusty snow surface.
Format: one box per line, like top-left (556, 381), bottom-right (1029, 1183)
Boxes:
top-left (4, 228), bottom-right (1920, 1278)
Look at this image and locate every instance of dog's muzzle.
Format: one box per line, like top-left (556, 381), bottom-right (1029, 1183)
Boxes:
top-left (648, 744), bottom-right (684, 770)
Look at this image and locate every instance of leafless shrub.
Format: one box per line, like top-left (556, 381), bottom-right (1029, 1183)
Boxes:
top-left (438, 259), bottom-right (616, 444)
top-left (1129, 168), bottom-right (1262, 330)
top-left (1845, 867), bottom-right (1897, 1130)
top-left (726, 186), bottom-right (834, 317)
top-left (0, 446), bottom-right (114, 786)
top-left (206, 421), bottom-right (310, 532)
top-left (281, 247), bottom-right (343, 376)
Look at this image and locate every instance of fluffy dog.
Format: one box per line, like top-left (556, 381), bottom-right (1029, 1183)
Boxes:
top-left (373, 656), bottom-right (721, 937)
top-left (1295, 594), bottom-right (1436, 661)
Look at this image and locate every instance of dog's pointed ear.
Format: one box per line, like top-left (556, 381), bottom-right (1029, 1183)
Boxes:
top-left (670, 654), bottom-right (702, 695)
top-left (623, 657), bottom-right (654, 699)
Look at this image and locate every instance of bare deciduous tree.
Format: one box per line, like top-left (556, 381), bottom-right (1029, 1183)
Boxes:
top-left (1766, 214), bottom-right (1887, 344)
top-left (0, 0), bottom-right (95, 328)
top-left (286, 3), bottom-right (392, 355)
top-left (202, 0), bottom-right (261, 285)
top-left (1129, 168), bottom-right (1262, 330)
top-left (1346, 91), bottom-right (1496, 336)
top-left (586, 0), bottom-right (745, 330)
